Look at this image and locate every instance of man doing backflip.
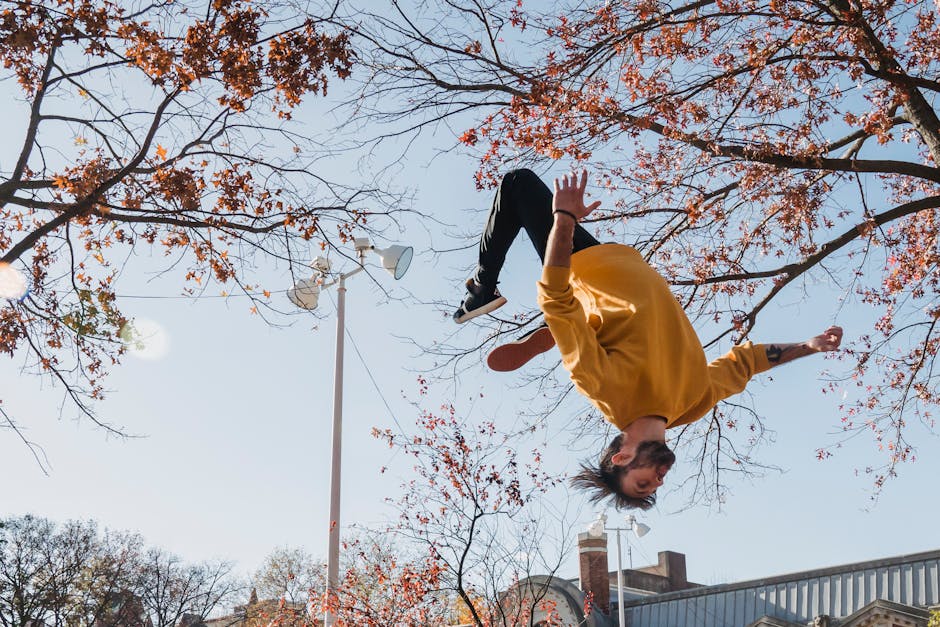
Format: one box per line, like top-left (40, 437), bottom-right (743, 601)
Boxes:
top-left (453, 169), bottom-right (843, 510)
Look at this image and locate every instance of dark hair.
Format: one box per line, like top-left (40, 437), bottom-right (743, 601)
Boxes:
top-left (570, 435), bottom-right (675, 510)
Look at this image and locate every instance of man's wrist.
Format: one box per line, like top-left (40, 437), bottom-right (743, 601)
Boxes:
top-left (765, 342), bottom-right (815, 365)
top-left (553, 209), bottom-right (578, 223)
top-left (550, 215), bottom-right (577, 236)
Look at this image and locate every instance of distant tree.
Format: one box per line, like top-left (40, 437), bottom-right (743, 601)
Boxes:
top-left (371, 393), bottom-right (571, 626)
top-left (247, 386), bottom-right (579, 627)
top-left (329, 533), bottom-right (448, 627)
top-left (252, 540), bottom-right (446, 627)
top-left (251, 546), bottom-right (323, 606)
top-left (0, 0), bottom-right (409, 443)
top-left (0, 514), bottom-right (238, 626)
top-left (342, 0), bottom-right (940, 499)
top-left (929, 608), bottom-right (940, 627)
top-left (134, 547), bottom-right (239, 627)
top-left (0, 515), bottom-right (98, 626)
top-left (62, 528), bottom-right (143, 625)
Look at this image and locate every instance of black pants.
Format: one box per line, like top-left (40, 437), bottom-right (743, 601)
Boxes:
top-left (473, 169), bottom-right (601, 287)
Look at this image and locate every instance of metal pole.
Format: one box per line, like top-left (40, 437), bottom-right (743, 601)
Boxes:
top-left (324, 274), bottom-right (346, 627)
top-left (616, 528), bottom-right (625, 627)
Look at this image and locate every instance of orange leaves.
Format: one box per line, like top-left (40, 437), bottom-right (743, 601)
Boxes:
top-left (324, 537), bottom-right (445, 627)
top-left (0, 306), bottom-right (28, 356)
top-left (266, 23), bottom-right (352, 115)
top-left (459, 0), bottom-right (921, 203)
top-left (180, 20), bottom-right (214, 82)
top-left (212, 7), bottom-right (265, 110)
top-left (177, 4), bottom-right (355, 115)
top-left (49, 156), bottom-right (114, 201)
top-left (120, 192), bottom-right (142, 210)
top-left (908, 9), bottom-right (940, 69)
top-left (1, 1), bottom-right (66, 92)
top-left (0, 0), bottom-right (370, 440)
top-left (459, 127), bottom-right (478, 146)
top-left (118, 21), bottom-right (174, 79)
top-left (211, 165), bottom-right (255, 213)
top-left (878, 212), bottom-right (940, 298)
top-left (380, 381), bottom-right (560, 545)
top-left (0, 0), bottom-right (355, 114)
top-left (151, 166), bottom-right (202, 211)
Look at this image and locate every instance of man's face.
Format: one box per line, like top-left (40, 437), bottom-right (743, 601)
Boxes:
top-left (610, 439), bottom-right (676, 500)
top-left (620, 464), bottom-right (670, 499)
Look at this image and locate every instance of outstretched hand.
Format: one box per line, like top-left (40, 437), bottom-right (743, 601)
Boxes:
top-left (553, 170), bottom-right (602, 220)
top-left (807, 325), bottom-right (843, 352)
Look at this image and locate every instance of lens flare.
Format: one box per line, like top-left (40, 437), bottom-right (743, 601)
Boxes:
top-left (119, 318), bottom-right (170, 360)
top-left (0, 263), bottom-right (28, 300)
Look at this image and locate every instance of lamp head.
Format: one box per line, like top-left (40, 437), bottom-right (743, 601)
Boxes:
top-left (353, 237), bottom-right (413, 280)
top-left (625, 514), bottom-right (651, 537)
top-left (287, 278), bottom-right (320, 310)
top-left (311, 256), bottom-right (331, 275)
top-left (354, 237), bottom-right (373, 254)
top-left (585, 512), bottom-right (607, 538)
top-left (373, 244), bottom-right (413, 280)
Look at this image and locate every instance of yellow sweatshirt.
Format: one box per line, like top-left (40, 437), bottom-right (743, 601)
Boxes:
top-left (536, 244), bottom-right (771, 431)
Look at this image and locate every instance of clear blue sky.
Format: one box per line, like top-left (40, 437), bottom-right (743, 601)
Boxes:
top-left (1, 19), bottom-right (938, 596)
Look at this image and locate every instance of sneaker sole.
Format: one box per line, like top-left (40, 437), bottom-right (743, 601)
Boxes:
top-left (454, 296), bottom-right (507, 324)
top-left (487, 326), bottom-right (556, 372)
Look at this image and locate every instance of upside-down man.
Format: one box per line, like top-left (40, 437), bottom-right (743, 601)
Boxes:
top-left (453, 168), bottom-right (843, 510)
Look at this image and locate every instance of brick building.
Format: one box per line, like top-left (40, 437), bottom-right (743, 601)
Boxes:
top-left (504, 538), bottom-right (940, 627)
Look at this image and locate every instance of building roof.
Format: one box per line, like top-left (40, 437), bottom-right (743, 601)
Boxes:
top-left (621, 548), bottom-right (940, 627)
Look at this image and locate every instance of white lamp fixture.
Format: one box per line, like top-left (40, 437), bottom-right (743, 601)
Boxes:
top-left (374, 244), bottom-right (413, 280)
top-left (353, 237), bottom-right (413, 280)
top-left (287, 235), bottom-right (412, 627)
top-left (627, 514), bottom-right (651, 538)
top-left (287, 278), bottom-right (321, 310)
top-left (288, 238), bottom-right (412, 312)
top-left (586, 512), bottom-right (607, 538)
top-left (594, 513), bottom-right (651, 627)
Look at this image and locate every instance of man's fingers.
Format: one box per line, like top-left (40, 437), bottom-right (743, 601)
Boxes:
top-left (826, 326), bottom-right (843, 346)
top-left (587, 200), bottom-right (602, 212)
top-left (553, 178), bottom-right (560, 193)
top-left (815, 326), bottom-right (843, 351)
top-left (557, 169), bottom-right (591, 191)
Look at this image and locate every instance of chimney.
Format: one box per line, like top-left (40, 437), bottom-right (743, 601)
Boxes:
top-left (634, 551), bottom-right (691, 591)
top-left (662, 551), bottom-right (689, 589)
top-left (578, 531), bottom-right (610, 614)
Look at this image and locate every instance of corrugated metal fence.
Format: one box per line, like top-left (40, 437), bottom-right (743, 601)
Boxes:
top-left (623, 549), bottom-right (940, 626)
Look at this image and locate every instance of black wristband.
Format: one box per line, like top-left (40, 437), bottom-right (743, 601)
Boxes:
top-left (553, 209), bottom-right (578, 222)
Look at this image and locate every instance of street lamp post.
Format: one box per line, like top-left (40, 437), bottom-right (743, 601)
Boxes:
top-left (587, 513), bottom-right (651, 626)
top-left (288, 237), bottom-right (413, 627)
